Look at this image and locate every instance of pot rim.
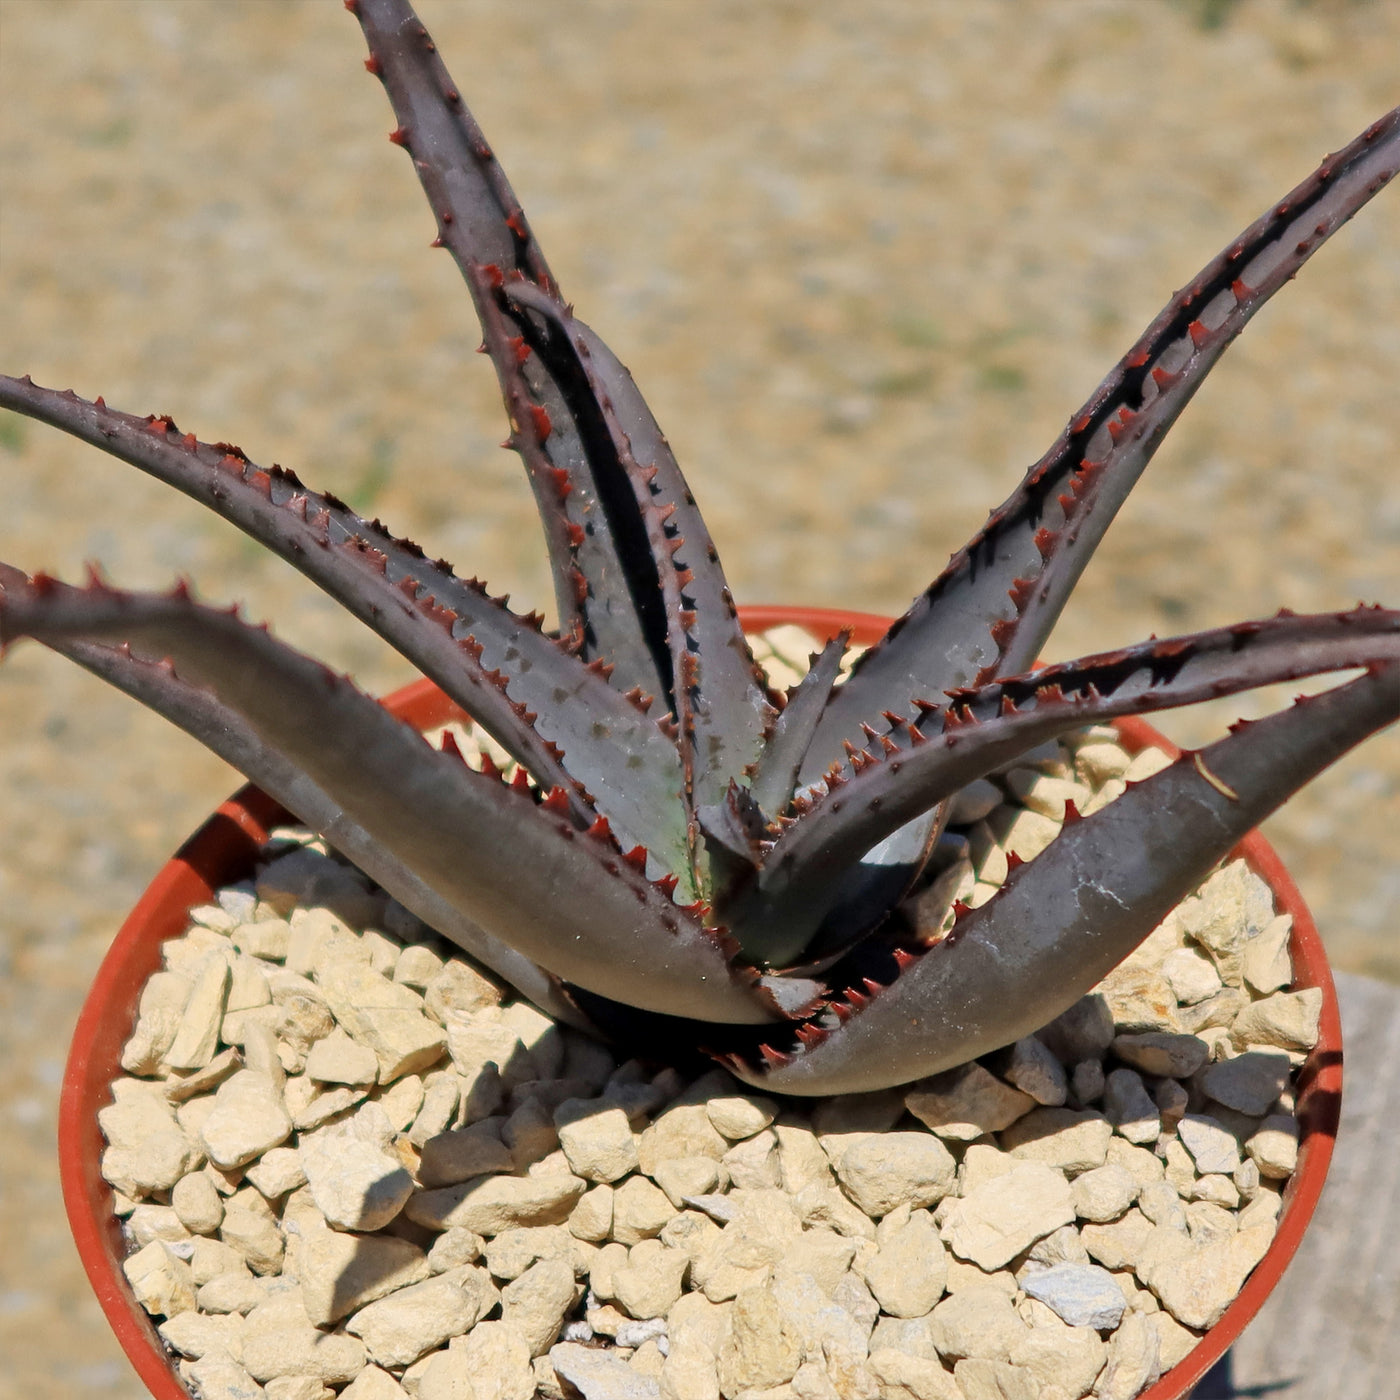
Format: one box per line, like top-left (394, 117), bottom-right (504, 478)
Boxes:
top-left (59, 604), bottom-right (1341, 1400)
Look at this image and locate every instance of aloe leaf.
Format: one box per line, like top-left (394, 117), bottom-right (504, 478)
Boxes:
top-left (0, 559), bottom-right (588, 1026)
top-left (502, 284), bottom-right (776, 837)
top-left (747, 607), bottom-right (1400, 957)
top-left (806, 105), bottom-right (1400, 776)
top-left (746, 631), bottom-right (850, 819)
top-left (728, 661), bottom-right (1399, 1094)
top-left (0, 573), bottom-right (773, 1025)
top-left (0, 376), bottom-right (692, 880)
top-left (353, 0), bottom-right (668, 698)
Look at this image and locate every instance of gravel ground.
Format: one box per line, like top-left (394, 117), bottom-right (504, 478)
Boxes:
top-left (0, 2), bottom-right (1396, 1395)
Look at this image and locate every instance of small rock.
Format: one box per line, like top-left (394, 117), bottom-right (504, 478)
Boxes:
top-left (905, 1063), bottom-right (1037, 1140)
top-left (940, 1161), bottom-right (1075, 1271)
top-left (244, 1146), bottom-right (308, 1200)
top-left (1094, 1309), bottom-right (1162, 1400)
top-left (1071, 1163), bottom-right (1140, 1223)
top-left (928, 1285), bottom-right (1029, 1363)
top-left (637, 1105), bottom-right (729, 1175)
top-left (346, 1269), bottom-right (497, 1367)
top-left (1229, 988), bottom-right (1323, 1053)
top-left (305, 1028), bottom-right (380, 1086)
top-left (1111, 1032), bottom-right (1209, 1078)
top-left (165, 952), bottom-right (233, 1071)
top-left (717, 1286), bottom-right (803, 1394)
top-left (1020, 1262), bottom-right (1125, 1329)
top-left (720, 1131), bottom-right (780, 1190)
top-left (221, 1188), bottom-right (285, 1275)
top-left (201, 1070), bottom-right (293, 1171)
top-left (1241, 915), bottom-right (1294, 996)
top-left (1102, 1069), bottom-right (1159, 1146)
top-left (1002, 1037), bottom-right (1068, 1107)
top-left (706, 1093), bottom-right (777, 1140)
top-left (550, 1341), bottom-right (661, 1400)
top-left (556, 1100), bottom-right (641, 1182)
top-left (1135, 1223), bottom-right (1275, 1329)
top-left (418, 1323), bottom-right (532, 1400)
top-left (338, 1368), bottom-right (408, 1399)
top-left (1079, 1207), bottom-right (1154, 1272)
top-left (242, 1304), bottom-right (365, 1385)
top-left (999, 1107), bottom-right (1113, 1173)
top-left (394, 944), bottom-right (445, 993)
top-left (296, 1223), bottom-right (431, 1326)
top-left (182, 1355), bottom-right (266, 1400)
top-left (172, 1170), bottom-right (227, 1235)
top-left (613, 1175), bottom-right (678, 1245)
top-left (1070, 1058), bottom-right (1105, 1106)
top-left (99, 1084), bottom-right (204, 1197)
top-left (862, 1211), bottom-right (947, 1318)
top-left (423, 959), bottom-right (503, 1024)
top-left (406, 1171), bottom-right (587, 1234)
top-left (1161, 947), bottom-right (1223, 1006)
top-left (868, 1350), bottom-right (963, 1400)
top-left (613, 1239), bottom-right (690, 1320)
top-left (300, 1108), bottom-right (414, 1231)
top-left (652, 1156), bottom-right (721, 1210)
top-left (158, 1308), bottom-right (248, 1361)
top-left (502, 1257), bottom-right (579, 1355)
top-left (318, 962), bottom-right (447, 1082)
top-left (1245, 1114), bottom-right (1299, 1179)
top-left (833, 1133), bottom-right (956, 1217)
top-left (569, 1185), bottom-right (616, 1243)
top-left (1096, 965), bottom-right (1181, 1034)
top-left (124, 1239), bottom-right (198, 1319)
top-left (1201, 1051), bottom-right (1293, 1116)
top-left (418, 1120), bottom-right (515, 1187)
top-left (1036, 995), bottom-right (1116, 1064)
top-left (1176, 1115), bottom-right (1242, 1176)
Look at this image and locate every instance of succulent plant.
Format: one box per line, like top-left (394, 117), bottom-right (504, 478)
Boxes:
top-left (1, 0), bottom-right (1397, 1095)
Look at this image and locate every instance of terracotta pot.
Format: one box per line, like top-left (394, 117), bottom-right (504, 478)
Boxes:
top-left (60, 606), bottom-right (1341, 1400)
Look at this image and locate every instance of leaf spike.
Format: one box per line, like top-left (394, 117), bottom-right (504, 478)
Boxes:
top-left (509, 767), bottom-right (532, 794)
top-left (439, 729), bottom-right (465, 762)
top-left (622, 845), bottom-right (648, 871)
top-left (586, 815), bottom-right (613, 842)
top-left (1006, 849), bottom-right (1024, 871)
top-left (540, 786), bottom-right (572, 815)
top-left (759, 1044), bottom-right (794, 1069)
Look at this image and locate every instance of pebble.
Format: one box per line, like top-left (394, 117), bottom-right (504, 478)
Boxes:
top-left (406, 1172), bottom-right (587, 1235)
top-left (1162, 947), bottom-right (1223, 1005)
top-left (928, 1286), bottom-right (1029, 1363)
top-left (1241, 915), bottom-right (1294, 995)
top-left (346, 1269), bottom-right (497, 1367)
top-left (1176, 1115), bottom-right (1243, 1176)
top-left (1094, 1310), bottom-right (1162, 1400)
top-left (999, 1108), bottom-right (1112, 1173)
top-left (550, 1341), bottom-right (660, 1400)
top-left (556, 1100), bottom-right (641, 1182)
top-left (318, 962), bottom-right (446, 1083)
top-left (299, 1109), bottom-right (414, 1232)
top-left (1071, 1163), bottom-right (1140, 1224)
top-left (904, 1063), bottom-right (1036, 1140)
top-left (418, 1120), bottom-right (515, 1188)
top-left (1230, 988), bottom-right (1323, 1053)
top-left (295, 1222), bottom-right (431, 1326)
top-left (1020, 1262), bottom-right (1125, 1329)
top-left (1111, 1032), bottom-right (1209, 1078)
top-left (1246, 1115), bottom-right (1300, 1179)
top-left (1001, 1036), bottom-right (1068, 1106)
top-left (1135, 1223), bottom-right (1275, 1329)
top-left (1102, 1069), bottom-right (1160, 1146)
top-left (123, 1239), bottom-right (197, 1319)
top-left (940, 1162), bottom-right (1075, 1271)
top-left (832, 1133), bottom-right (956, 1217)
top-left (501, 1257), bottom-right (579, 1355)
top-left (182, 1355), bottom-right (266, 1400)
top-left (201, 1070), bottom-right (294, 1171)
top-left (173, 1170), bottom-right (227, 1235)
top-left (862, 1211), bottom-right (948, 1317)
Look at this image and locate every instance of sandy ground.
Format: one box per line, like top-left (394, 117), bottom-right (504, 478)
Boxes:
top-left (0, 1), bottom-right (1396, 1394)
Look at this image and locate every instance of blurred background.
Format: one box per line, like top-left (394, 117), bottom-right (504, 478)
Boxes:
top-left (1, 1), bottom-right (1396, 1393)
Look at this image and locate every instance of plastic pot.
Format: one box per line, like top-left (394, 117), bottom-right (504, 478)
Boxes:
top-left (59, 605), bottom-right (1341, 1400)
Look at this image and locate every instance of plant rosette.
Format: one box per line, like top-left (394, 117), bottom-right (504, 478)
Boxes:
top-left (61, 610), bottom-right (1339, 1400)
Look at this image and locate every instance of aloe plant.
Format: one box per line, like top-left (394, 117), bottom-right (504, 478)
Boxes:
top-left (1, 0), bottom-right (1396, 1095)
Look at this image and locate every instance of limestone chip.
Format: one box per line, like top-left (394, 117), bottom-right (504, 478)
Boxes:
top-left (299, 1107), bottom-right (414, 1231)
top-left (833, 1133), bottom-right (956, 1217)
top-left (999, 1108), bottom-right (1112, 1174)
top-left (862, 1212), bottom-right (947, 1318)
top-left (928, 1286), bottom-right (1028, 1364)
top-left (1230, 988), bottom-right (1323, 1053)
top-left (905, 1063), bottom-right (1037, 1140)
top-left (200, 1069), bottom-right (293, 1170)
top-left (295, 1223), bottom-right (431, 1326)
top-left (613, 1239), bottom-right (691, 1320)
top-left (317, 961), bottom-right (446, 1082)
top-left (1093, 1310), bottom-right (1161, 1400)
top-left (501, 1257), bottom-right (579, 1355)
top-left (1201, 1050), bottom-right (1292, 1116)
top-left (406, 1171), bottom-right (587, 1234)
top-left (556, 1099), bottom-right (640, 1182)
top-left (124, 1239), bottom-right (198, 1319)
top-left (346, 1268), bottom-right (497, 1367)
